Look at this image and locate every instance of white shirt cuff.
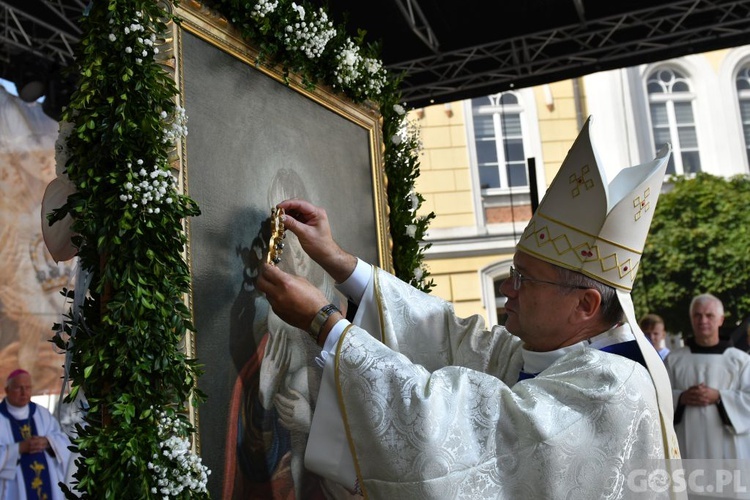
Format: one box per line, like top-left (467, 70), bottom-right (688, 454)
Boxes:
top-left (315, 318), bottom-right (350, 367)
top-left (336, 258), bottom-right (370, 305)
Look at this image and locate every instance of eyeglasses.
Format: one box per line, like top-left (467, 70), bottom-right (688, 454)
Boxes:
top-left (508, 266), bottom-right (590, 291)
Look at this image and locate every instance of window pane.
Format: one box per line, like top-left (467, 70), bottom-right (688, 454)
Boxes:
top-left (672, 81), bottom-right (690, 92)
top-left (647, 82), bottom-right (664, 94)
top-left (471, 97), bottom-right (490, 109)
top-left (740, 100), bottom-right (750, 121)
top-left (505, 138), bottom-right (525, 162)
top-left (476, 140), bottom-right (498, 165)
top-left (499, 93), bottom-right (518, 105)
top-left (473, 114), bottom-right (495, 139)
top-left (500, 114), bottom-right (522, 136)
top-left (653, 128), bottom-right (671, 148)
top-left (479, 165), bottom-right (500, 189)
top-left (507, 163), bottom-right (528, 187)
top-left (681, 152), bottom-right (701, 173)
top-left (650, 103), bottom-right (668, 126)
top-left (666, 156), bottom-right (676, 176)
top-left (673, 102), bottom-right (695, 124)
top-left (677, 126), bottom-right (698, 148)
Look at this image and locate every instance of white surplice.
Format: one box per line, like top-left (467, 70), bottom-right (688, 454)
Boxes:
top-left (0, 402), bottom-right (72, 500)
top-left (306, 264), bottom-right (671, 499)
top-left (666, 346), bottom-right (750, 459)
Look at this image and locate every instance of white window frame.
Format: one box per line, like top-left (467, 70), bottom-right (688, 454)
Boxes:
top-left (464, 89), bottom-right (544, 228)
top-left (479, 260), bottom-right (512, 327)
top-left (646, 66), bottom-right (701, 176)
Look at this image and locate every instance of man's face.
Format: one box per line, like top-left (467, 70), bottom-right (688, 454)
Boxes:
top-left (643, 322), bottom-right (666, 347)
top-left (5, 374), bottom-right (32, 407)
top-left (500, 251), bottom-right (583, 351)
top-left (690, 300), bottom-right (724, 345)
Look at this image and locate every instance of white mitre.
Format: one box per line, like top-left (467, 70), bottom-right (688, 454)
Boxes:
top-left (517, 117), bottom-right (669, 290)
top-left (518, 117), bottom-right (682, 460)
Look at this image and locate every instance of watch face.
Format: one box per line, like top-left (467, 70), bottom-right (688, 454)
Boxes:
top-left (266, 207), bottom-right (286, 265)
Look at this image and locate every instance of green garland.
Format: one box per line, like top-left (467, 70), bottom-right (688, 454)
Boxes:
top-left (51, 0), bottom-right (432, 497)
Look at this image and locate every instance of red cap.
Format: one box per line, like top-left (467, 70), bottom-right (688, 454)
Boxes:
top-left (6, 369), bottom-right (29, 382)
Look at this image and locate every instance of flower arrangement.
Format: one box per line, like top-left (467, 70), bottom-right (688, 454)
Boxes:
top-left (51, 0), bottom-right (433, 497)
top-left (149, 408), bottom-right (210, 497)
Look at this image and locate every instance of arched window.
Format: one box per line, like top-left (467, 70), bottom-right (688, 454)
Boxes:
top-left (471, 93), bottom-right (528, 189)
top-left (647, 67), bottom-right (701, 175)
top-left (480, 261), bottom-right (512, 327)
top-left (736, 64), bottom-right (750, 166)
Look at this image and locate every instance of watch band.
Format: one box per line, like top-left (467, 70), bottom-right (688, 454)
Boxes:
top-left (309, 304), bottom-right (341, 343)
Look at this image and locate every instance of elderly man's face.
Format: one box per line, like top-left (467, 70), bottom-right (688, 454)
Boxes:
top-left (5, 374), bottom-right (32, 407)
top-left (500, 251), bottom-right (584, 351)
top-left (691, 300), bottom-right (724, 345)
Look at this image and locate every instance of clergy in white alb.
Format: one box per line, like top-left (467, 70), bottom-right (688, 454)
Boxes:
top-left (257, 118), bottom-right (684, 499)
top-left (0, 370), bottom-right (71, 500)
top-left (666, 294), bottom-right (750, 459)
top-left (303, 258), bottom-right (669, 498)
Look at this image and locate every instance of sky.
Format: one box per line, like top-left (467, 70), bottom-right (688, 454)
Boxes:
top-left (1, 77), bottom-right (17, 95)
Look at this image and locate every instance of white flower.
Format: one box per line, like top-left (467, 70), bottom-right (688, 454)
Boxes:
top-left (109, 33), bottom-right (116, 42)
top-left (413, 267), bottom-right (424, 281)
top-left (283, 6), bottom-right (335, 59)
top-left (409, 192), bottom-right (419, 211)
top-left (391, 134), bottom-right (403, 146)
top-left (334, 39), bottom-right (364, 88)
top-left (393, 104), bottom-right (405, 115)
top-left (125, 47), bottom-right (132, 54)
top-left (405, 224), bottom-right (417, 238)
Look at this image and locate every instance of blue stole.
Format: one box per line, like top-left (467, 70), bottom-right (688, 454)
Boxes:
top-left (518, 340), bottom-right (647, 382)
top-left (0, 400), bottom-right (54, 500)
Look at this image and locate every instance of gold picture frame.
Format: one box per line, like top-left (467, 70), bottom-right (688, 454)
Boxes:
top-left (170, 2), bottom-right (390, 497)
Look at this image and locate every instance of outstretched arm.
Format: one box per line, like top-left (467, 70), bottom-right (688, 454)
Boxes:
top-left (277, 199), bottom-right (357, 283)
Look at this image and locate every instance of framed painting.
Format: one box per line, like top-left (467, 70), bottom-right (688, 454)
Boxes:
top-left (172, 2), bottom-right (391, 498)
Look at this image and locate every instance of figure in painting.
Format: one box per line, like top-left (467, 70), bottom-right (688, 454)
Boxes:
top-left (224, 169), bottom-right (351, 499)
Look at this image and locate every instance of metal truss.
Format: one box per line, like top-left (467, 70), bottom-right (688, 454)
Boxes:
top-left (0, 0), bottom-right (82, 65)
top-left (391, 0), bottom-right (750, 106)
top-left (392, 0), bottom-right (439, 54)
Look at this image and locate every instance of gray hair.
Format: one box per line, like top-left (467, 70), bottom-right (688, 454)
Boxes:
top-left (555, 266), bottom-right (624, 326)
top-left (690, 293), bottom-right (724, 316)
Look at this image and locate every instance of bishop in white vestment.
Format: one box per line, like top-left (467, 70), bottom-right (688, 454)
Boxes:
top-left (257, 118), bottom-right (684, 499)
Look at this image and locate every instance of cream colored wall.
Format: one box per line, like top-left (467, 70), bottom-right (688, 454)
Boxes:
top-left (703, 48), bottom-right (729, 72)
top-left (532, 81), bottom-right (585, 189)
top-left (424, 254), bottom-right (513, 322)
top-left (409, 105), bottom-right (474, 228)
